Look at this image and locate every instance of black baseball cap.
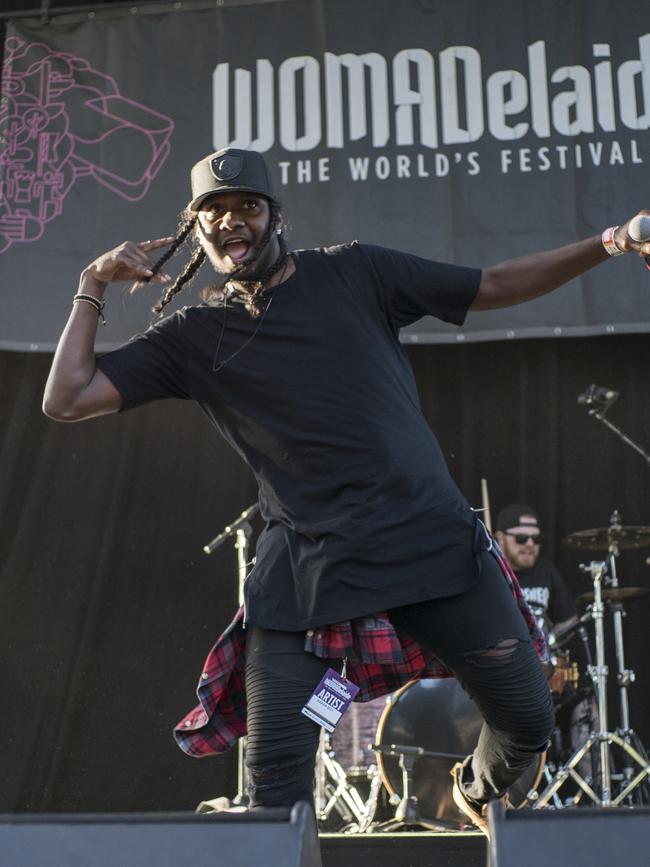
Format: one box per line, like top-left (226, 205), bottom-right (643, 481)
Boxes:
top-left (495, 504), bottom-right (540, 532)
top-left (188, 147), bottom-right (278, 211)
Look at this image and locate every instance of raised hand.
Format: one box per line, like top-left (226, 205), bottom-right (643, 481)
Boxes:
top-left (83, 238), bottom-right (175, 288)
top-left (615, 211), bottom-right (650, 258)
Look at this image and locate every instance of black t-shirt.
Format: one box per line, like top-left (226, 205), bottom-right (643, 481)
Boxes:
top-left (514, 558), bottom-right (576, 626)
top-left (96, 242), bottom-right (481, 630)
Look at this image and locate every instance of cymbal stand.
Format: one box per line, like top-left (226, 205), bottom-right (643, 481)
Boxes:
top-left (533, 559), bottom-right (650, 808)
top-left (604, 512), bottom-right (650, 803)
top-left (202, 503), bottom-right (259, 806)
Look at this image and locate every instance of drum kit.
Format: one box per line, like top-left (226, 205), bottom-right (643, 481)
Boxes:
top-left (314, 511), bottom-right (650, 833)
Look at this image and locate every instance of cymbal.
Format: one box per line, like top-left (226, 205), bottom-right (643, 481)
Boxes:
top-left (563, 526), bottom-right (650, 550)
top-left (576, 587), bottom-right (650, 604)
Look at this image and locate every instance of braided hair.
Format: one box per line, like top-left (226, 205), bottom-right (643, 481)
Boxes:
top-left (148, 212), bottom-right (204, 315)
top-left (150, 200), bottom-right (285, 318)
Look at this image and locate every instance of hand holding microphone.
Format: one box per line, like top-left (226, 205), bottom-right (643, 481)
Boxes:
top-left (620, 212), bottom-right (650, 270)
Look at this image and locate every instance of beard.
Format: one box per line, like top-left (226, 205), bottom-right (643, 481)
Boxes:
top-left (205, 232), bottom-right (279, 290)
top-left (230, 249), bottom-right (277, 285)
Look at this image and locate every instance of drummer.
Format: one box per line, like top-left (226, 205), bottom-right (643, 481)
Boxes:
top-left (495, 504), bottom-right (599, 777)
top-left (494, 504), bottom-right (577, 639)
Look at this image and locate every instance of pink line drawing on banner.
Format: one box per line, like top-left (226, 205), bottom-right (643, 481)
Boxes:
top-left (0, 36), bottom-right (175, 253)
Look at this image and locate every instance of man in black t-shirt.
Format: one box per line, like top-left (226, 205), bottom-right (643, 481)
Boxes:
top-left (495, 504), bottom-right (598, 771)
top-left (494, 504), bottom-right (577, 638)
top-left (42, 147), bottom-right (650, 837)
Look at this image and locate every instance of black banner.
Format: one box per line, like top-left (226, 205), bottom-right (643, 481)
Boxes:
top-left (1, 0), bottom-right (649, 350)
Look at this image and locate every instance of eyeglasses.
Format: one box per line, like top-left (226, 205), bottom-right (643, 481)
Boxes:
top-left (504, 532), bottom-right (542, 545)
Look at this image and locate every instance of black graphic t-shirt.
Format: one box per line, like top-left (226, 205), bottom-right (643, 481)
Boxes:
top-left (96, 242), bottom-right (481, 630)
top-left (514, 558), bottom-right (576, 626)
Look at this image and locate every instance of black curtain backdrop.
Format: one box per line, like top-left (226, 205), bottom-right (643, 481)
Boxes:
top-left (1, 333), bottom-right (649, 812)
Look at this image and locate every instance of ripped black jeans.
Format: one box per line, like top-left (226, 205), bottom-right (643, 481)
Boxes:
top-left (244, 548), bottom-right (554, 809)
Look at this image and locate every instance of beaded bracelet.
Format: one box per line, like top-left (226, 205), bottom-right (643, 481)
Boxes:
top-left (73, 293), bottom-right (107, 325)
top-left (601, 226), bottom-right (625, 257)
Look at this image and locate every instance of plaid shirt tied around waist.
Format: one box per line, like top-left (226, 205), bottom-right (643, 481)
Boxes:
top-left (174, 543), bottom-right (548, 758)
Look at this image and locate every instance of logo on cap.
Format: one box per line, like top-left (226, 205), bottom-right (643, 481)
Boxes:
top-left (210, 155), bottom-right (242, 182)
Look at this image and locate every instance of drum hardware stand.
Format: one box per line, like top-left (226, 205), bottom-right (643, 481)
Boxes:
top-left (315, 731), bottom-right (384, 832)
top-left (602, 511), bottom-right (650, 804)
top-left (541, 700), bottom-right (597, 810)
top-left (576, 385), bottom-right (650, 795)
top-left (370, 743), bottom-right (465, 832)
top-left (532, 555), bottom-right (650, 809)
top-left (537, 763), bottom-right (583, 809)
top-left (201, 502), bottom-right (259, 810)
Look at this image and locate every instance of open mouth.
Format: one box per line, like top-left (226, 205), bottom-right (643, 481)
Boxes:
top-left (222, 237), bottom-right (252, 263)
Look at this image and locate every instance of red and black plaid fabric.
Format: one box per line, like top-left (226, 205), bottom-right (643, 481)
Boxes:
top-left (174, 543), bottom-right (548, 757)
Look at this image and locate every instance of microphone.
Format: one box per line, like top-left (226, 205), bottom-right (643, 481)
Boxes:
top-left (578, 625), bottom-right (593, 667)
top-left (628, 214), bottom-right (650, 270)
top-left (577, 384), bottom-right (619, 406)
top-left (203, 502), bottom-right (259, 554)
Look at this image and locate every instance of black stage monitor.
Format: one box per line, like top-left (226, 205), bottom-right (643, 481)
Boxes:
top-left (0, 802), bottom-right (321, 867)
top-left (488, 801), bottom-right (650, 867)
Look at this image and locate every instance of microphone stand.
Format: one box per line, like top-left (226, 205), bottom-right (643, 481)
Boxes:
top-left (202, 502), bottom-right (259, 805)
top-left (578, 389), bottom-right (650, 465)
top-left (587, 408), bottom-right (650, 465)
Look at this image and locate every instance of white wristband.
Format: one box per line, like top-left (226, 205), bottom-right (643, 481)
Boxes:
top-left (602, 226), bottom-right (625, 257)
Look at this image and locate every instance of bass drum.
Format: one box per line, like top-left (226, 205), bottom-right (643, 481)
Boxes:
top-left (376, 679), bottom-right (545, 827)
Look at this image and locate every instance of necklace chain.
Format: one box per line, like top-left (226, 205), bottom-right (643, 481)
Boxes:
top-left (211, 259), bottom-right (288, 373)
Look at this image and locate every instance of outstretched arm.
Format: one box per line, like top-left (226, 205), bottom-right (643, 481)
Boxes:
top-left (472, 211), bottom-right (650, 311)
top-left (43, 238), bottom-right (173, 421)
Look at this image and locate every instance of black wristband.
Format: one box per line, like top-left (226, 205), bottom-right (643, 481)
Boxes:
top-left (73, 293), bottom-right (106, 325)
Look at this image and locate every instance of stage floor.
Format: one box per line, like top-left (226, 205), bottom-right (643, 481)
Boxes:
top-left (320, 830), bottom-right (487, 867)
